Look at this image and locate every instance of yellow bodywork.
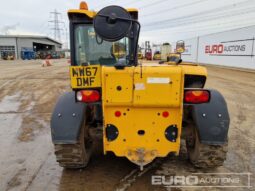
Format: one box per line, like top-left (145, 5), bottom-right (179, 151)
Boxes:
top-left (68, 8), bottom-right (138, 19)
top-left (68, 9), bottom-right (96, 18)
top-left (153, 53), bottom-right (161, 60)
top-left (70, 63), bottom-right (207, 167)
top-left (68, 4), bottom-right (207, 168)
top-left (102, 66), bottom-right (183, 166)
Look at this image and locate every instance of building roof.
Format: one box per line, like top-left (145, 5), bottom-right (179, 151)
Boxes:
top-left (0, 35), bottom-right (62, 45)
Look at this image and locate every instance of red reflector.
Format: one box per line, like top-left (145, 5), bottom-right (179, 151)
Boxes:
top-left (184, 90), bottom-right (210, 104)
top-left (115, 111), bottom-right (121, 117)
top-left (162, 111), bottom-right (169, 118)
top-left (76, 90), bottom-right (100, 103)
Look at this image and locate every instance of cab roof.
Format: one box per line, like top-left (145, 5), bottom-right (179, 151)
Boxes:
top-left (68, 8), bottom-right (138, 20)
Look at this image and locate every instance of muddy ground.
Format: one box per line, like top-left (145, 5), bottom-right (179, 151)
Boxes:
top-left (0, 59), bottom-right (254, 191)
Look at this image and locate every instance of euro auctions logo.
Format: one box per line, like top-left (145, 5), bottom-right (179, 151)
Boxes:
top-left (205, 44), bottom-right (224, 54)
top-left (151, 173), bottom-right (252, 188)
top-left (204, 38), bottom-right (254, 56)
top-left (205, 44), bottom-right (246, 54)
top-left (152, 175), bottom-right (199, 186)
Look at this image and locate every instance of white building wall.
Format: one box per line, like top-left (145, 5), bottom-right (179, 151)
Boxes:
top-left (172, 26), bottom-right (255, 69)
top-left (0, 37), bottom-right (17, 58)
top-left (180, 38), bottom-right (198, 63)
top-left (197, 26), bottom-right (255, 69)
top-left (0, 36), bottom-right (62, 59)
top-left (0, 37), bottom-right (16, 46)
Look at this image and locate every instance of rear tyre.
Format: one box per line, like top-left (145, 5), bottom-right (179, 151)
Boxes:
top-left (54, 119), bottom-right (93, 169)
top-left (186, 127), bottom-right (228, 168)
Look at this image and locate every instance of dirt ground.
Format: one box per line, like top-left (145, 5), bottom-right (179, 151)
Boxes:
top-left (0, 59), bottom-right (254, 191)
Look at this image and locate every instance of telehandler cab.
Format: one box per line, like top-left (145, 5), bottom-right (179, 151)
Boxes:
top-left (51, 2), bottom-right (230, 170)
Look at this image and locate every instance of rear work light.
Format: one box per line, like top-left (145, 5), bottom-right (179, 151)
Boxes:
top-left (184, 90), bottom-right (210, 104)
top-left (76, 90), bottom-right (100, 103)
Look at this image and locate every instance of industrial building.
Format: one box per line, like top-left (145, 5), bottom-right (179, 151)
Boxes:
top-left (0, 35), bottom-right (62, 59)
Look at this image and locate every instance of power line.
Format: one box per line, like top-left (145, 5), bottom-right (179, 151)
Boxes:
top-left (142, 17), bottom-right (255, 35)
top-left (142, 0), bottom-right (253, 26)
top-left (38, 21), bottom-right (50, 35)
top-left (137, 0), bottom-right (171, 9)
top-left (140, 0), bottom-right (210, 17)
top-left (141, 24), bottom-right (255, 43)
top-left (94, 0), bottom-right (120, 9)
top-left (142, 3), bottom-right (255, 31)
top-left (118, 0), bottom-right (140, 7)
top-left (145, 9), bottom-right (255, 32)
top-left (48, 9), bottom-right (64, 42)
top-left (96, 0), bottom-right (172, 10)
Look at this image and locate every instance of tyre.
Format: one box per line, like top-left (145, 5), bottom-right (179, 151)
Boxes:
top-left (186, 127), bottom-right (228, 168)
top-left (54, 118), bottom-right (93, 169)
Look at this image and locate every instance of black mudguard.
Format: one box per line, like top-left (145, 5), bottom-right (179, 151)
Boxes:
top-left (191, 89), bottom-right (230, 145)
top-left (51, 92), bottom-right (86, 144)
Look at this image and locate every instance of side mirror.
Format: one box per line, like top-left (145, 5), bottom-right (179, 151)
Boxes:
top-left (94, 6), bottom-right (132, 42)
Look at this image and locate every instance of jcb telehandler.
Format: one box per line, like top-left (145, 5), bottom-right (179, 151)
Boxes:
top-left (51, 2), bottom-right (230, 170)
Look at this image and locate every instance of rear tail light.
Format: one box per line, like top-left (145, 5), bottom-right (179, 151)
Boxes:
top-left (184, 90), bottom-right (210, 104)
top-left (76, 90), bottom-right (100, 103)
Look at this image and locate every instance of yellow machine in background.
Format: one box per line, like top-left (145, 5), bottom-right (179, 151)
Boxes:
top-left (51, 2), bottom-right (230, 170)
top-left (167, 53), bottom-right (181, 63)
top-left (112, 42), bottom-right (126, 59)
top-left (137, 50), bottom-right (143, 59)
top-left (1, 52), bottom-right (15, 60)
top-left (176, 40), bottom-right (185, 53)
top-left (153, 51), bottom-right (161, 60)
top-left (165, 41), bottom-right (185, 65)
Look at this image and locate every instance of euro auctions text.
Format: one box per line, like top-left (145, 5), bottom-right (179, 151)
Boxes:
top-left (151, 173), bottom-right (252, 188)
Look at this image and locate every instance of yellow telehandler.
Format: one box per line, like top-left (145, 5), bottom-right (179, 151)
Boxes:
top-left (51, 2), bottom-right (229, 170)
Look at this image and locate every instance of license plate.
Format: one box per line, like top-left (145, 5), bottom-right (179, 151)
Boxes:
top-left (70, 65), bottom-right (101, 89)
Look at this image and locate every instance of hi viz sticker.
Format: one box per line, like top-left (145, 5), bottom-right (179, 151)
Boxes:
top-left (70, 65), bottom-right (101, 89)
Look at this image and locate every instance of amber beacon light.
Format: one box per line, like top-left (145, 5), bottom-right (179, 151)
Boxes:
top-left (80, 1), bottom-right (88, 10)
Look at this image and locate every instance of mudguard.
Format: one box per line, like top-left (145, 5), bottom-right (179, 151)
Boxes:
top-left (51, 92), bottom-right (86, 144)
top-left (191, 89), bottom-right (230, 145)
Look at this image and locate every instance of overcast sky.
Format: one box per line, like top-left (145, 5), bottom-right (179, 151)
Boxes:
top-left (1, 0), bottom-right (255, 47)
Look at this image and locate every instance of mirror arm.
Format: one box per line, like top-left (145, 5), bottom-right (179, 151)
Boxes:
top-left (133, 21), bottom-right (141, 67)
top-left (96, 34), bottom-right (103, 44)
